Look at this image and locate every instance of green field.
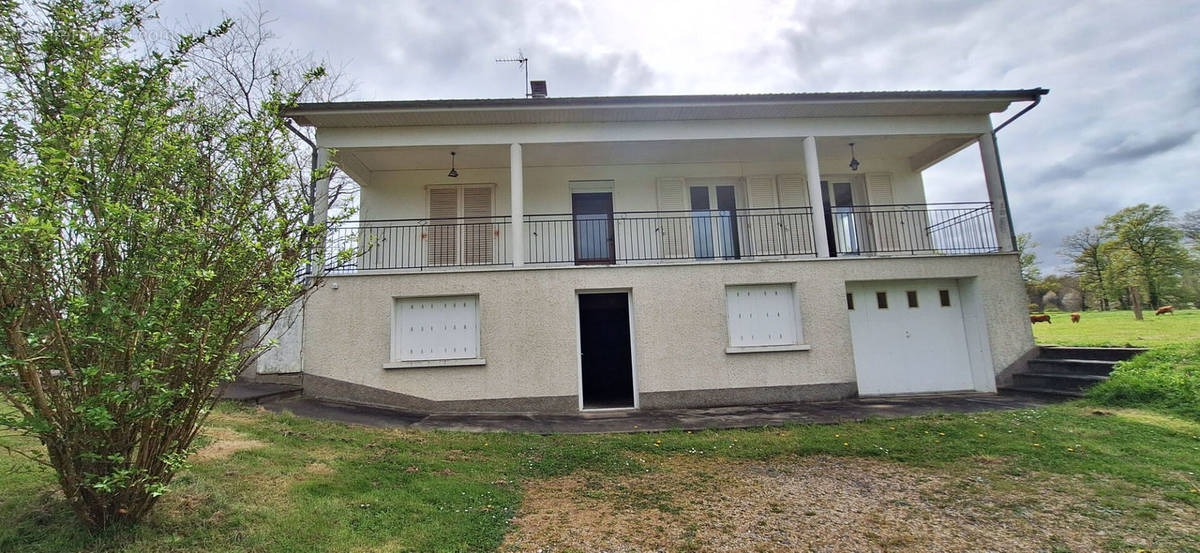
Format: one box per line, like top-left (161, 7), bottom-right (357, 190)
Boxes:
top-left (1032, 309), bottom-right (1200, 347)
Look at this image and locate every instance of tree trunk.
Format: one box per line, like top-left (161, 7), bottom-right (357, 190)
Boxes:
top-left (1129, 287), bottom-right (1144, 320)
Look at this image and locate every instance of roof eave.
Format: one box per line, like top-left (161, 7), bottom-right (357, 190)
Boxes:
top-left (284, 89), bottom-right (1048, 120)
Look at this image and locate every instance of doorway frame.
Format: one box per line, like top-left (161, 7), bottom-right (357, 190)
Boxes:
top-left (574, 288), bottom-right (639, 411)
top-left (571, 191), bottom-right (616, 265)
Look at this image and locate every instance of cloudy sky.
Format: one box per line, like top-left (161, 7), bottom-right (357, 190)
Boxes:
top-left (159, 0), bottom-right (1200, 271)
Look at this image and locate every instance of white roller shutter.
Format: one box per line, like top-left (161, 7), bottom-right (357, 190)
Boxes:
top-left (726, 284), bottom-right (800, 347)
top-left (394, 296), bottom-right (479, 361)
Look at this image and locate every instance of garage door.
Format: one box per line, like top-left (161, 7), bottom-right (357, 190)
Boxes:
top-left (846, 279), bottom-right (974, 395)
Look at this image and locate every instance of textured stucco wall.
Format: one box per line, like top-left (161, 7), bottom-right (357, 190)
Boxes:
top-left (302, 253), bottom-right (1033, 408)
top-left (255, 300), bottom-right (304, 374)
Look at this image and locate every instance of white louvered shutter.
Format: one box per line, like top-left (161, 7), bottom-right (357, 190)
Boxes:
top-left (866, 173), bottom-right (893, 205)
top-left (776, 174), bottom-right (812, 255)
top-left (745, 176), bottom-right (780, 255)
top-left (777, 174), bottom-right (810, 207)
top-left (427, 188), bottom-right (459, 266)
top-left (461, 186), bottom-right (494, 264)
top-left (864, 173), bottom-right (899, 254)
top-left (656, 177), bottom-right (689, 258)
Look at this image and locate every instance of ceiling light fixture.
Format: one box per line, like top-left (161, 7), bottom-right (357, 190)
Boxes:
top-left (447, 151), bottom-right (458, 178)
top-left (848, 143), bottom-right (860, 171)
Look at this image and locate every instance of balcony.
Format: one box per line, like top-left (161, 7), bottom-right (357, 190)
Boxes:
top-left (321, 202), bottom-right (996, 274)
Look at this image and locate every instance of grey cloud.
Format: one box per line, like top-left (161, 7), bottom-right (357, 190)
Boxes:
top-left (154, 0), bottom-right (1200, 271)
top-left (1034, 129), bottom-right (1198, 183)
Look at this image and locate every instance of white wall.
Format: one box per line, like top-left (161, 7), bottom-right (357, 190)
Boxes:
top-left (360, 157), bottom-right (926, 220)
top-left (303, 253), bottom-right (1033, 406)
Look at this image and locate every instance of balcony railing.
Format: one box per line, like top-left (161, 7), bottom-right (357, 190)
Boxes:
top-left (526, 207), bottom-right (815, 264)
top-left (324, 215), bottom-right (511, 272)
top-left (321, 202), bottom-right (998, 273)
top-left (828, 202), bottom-right (997, 256)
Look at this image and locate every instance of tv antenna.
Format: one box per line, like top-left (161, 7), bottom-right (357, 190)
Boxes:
top-left (495, 50), bottom-right (530, 97)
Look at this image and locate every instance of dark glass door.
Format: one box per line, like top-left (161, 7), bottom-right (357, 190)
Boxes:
top-left (715, 185), bottom-right (741, 259)
top-left (689, 186), bottom-right (714, 259)
top-left (572, 192), bottom-right (615, 264)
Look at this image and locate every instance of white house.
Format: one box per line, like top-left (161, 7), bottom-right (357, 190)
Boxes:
top-left (269, 88), bottom-right (1046, 413)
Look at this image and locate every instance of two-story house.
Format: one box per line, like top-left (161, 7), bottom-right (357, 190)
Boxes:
top-left (269, 88), bottom-right (1046, 413)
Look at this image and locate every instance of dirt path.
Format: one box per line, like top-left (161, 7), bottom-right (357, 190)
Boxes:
top-left (500, 455), bottom-right (1197, 553)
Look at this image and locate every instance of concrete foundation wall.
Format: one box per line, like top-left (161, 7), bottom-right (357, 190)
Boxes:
top-left (302, 253), bottom-right (1034, 413)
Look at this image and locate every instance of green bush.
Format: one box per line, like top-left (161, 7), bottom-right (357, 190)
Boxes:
top-left (1087, 342), bottom-right (1200, 419)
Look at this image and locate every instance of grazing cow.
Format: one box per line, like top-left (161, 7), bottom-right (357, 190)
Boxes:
top-left (1070, 312), bottom-right (1081, 323)
top-left (1030, 314), bottom-right (1051, 324)
top-left (1155, 305), bottom-right (1174, 316)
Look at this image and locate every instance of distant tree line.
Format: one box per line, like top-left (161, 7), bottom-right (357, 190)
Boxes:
top-left (1018, 204), bottom-right (1199, 314)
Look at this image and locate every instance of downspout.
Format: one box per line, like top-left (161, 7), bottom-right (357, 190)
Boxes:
top-left (987, 88), bottom-right (1048, 252)
top-left (284, 118), bottom-right (317, 379)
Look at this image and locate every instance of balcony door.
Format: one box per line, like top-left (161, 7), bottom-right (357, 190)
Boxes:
top-left (689, 185), bottom-right (740, 260)
top-left (572, 192), bottom-right (615, 264)
top-left (821, 179), bottom-right (867, 256)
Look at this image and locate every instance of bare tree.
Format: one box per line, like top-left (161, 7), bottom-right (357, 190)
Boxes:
top-left (161, 4), bottom-right (360, 232)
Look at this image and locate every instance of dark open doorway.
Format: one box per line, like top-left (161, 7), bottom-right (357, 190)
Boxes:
top-left (578, 292), bottom-right (635, 409)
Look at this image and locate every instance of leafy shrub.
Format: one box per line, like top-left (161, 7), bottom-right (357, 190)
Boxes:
top-left (1088, 343), bottom-right (1200, 419)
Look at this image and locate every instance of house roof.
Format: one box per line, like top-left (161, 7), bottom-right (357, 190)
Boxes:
top-left (284, 89), bottom-right (1048, 128)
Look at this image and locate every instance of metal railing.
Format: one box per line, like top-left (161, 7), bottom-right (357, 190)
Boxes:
top-left (829, 202), bottom-right (997, 256)
top-left (323, 215), bottom-right (511, 272)
top-left (320, 202), bottom-right (997, 272)
top-left (525, 206), bottom-right (816, 264)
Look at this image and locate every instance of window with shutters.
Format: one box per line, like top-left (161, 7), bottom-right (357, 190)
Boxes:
top-left (725, 284), bottom-right (801, 348)
top-left (426, 185), bottom-right (494, 266)
top-left (393, 295), bottom-right (480, 362)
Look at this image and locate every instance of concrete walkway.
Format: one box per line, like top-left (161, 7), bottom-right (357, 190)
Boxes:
top-left (236, 390), bottom-right (1060, 434)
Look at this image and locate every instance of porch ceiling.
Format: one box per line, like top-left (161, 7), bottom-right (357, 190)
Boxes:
top-left (337, 135), bottom-right (978, 177)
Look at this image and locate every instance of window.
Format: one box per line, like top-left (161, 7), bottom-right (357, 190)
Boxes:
top-left (726, 284), bottom-right (800, 347)
top-left (393, 296), bottom-right (479, 361)
top-left (846, 293), bottom-right (855, 310)
top-left (906, 290), bottom-right (919, 308)
top-left (876, 292), bottom-right (888, 309)
top-left (939, 289), bottom-right (952, 307)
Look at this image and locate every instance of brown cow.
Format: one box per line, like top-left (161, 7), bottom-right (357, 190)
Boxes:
top-left (1155, 305), bottom-right (1174, 315)
top-left (1070, 312), bottom-right (1081, 323)
top-left (1030, 314), bottom-right (1051, 324)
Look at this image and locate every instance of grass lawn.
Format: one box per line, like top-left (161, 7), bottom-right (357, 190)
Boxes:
top-left (1033, 308), bottom-right (1200, 347)
top-left (2, 401), bottom-right (1199, 552)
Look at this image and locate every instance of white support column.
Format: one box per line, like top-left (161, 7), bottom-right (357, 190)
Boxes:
top-left (510, 143), bottom-right (525, 266)
top-left (312, 147), bottom-right (331, 276)
top-left (803, 136), bottom-right (830, 258)
top-left (978, 131), bottom-right (1016, 253)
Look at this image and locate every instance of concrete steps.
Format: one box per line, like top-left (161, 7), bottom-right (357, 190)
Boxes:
top-left (1000, 346), bottom-right (1146, 398)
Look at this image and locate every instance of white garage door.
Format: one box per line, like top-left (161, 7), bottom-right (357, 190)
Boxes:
top-left (846, 280), bottom-right (974, 395)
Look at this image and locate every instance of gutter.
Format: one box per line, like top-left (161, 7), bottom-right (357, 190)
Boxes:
top-left (986, 87), bottom-right (1048, 252)
top-left (993, 88), bottom-right (1047, 133)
